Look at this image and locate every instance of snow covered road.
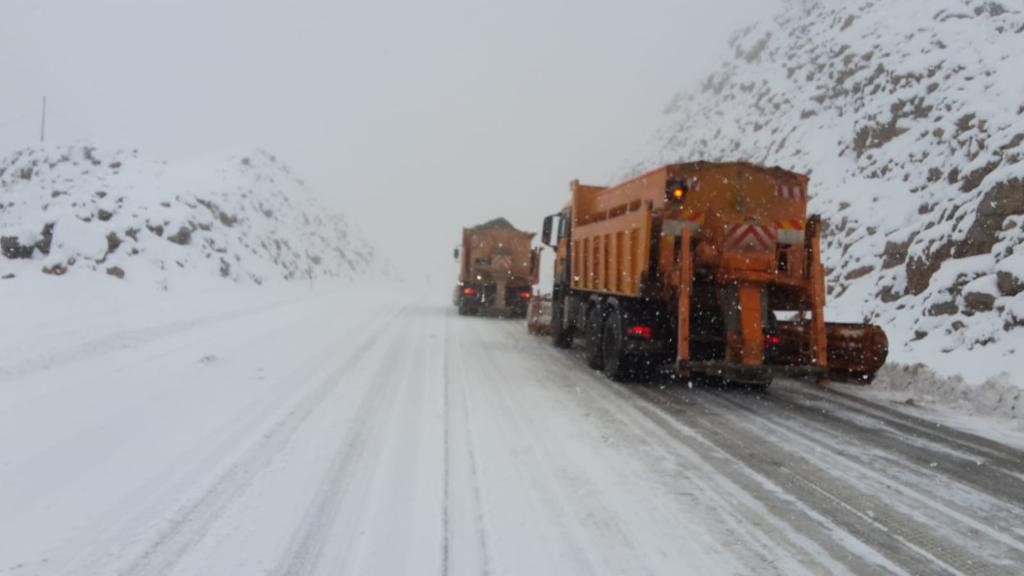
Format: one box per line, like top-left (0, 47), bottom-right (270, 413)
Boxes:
top-left (3, 284), bottom-right (1023, 575)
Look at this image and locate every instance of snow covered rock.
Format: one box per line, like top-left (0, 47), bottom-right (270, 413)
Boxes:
top-left (637, 0), bottom-right (1024, 384)
top-left (0, 145), bottom-right (376, 286)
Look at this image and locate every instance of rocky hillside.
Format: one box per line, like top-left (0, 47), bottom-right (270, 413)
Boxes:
top-left (0, 145), bottom-right (376, 287)
top-left (639, 0), bottom-right (1024, 382)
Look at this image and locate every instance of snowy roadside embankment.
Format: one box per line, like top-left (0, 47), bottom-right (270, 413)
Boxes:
top-left (839, 364), bottom-right (1024, 444)
top-left (634, 0), bottom-right (1024, 392)
top-left (0, 144), bottom-right (379, 287)
top-left (0, 274), bottom-right (387, 385)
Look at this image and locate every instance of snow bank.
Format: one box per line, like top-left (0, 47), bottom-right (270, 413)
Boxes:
top-left (636, 0), bottom-right (1024, 388)
top-left (867, 364), bottom-right (1022, 426)
top-left (0, 144), bottom-right (378, 287)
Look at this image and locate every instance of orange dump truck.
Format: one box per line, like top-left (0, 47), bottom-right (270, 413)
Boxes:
top-left (540, 162), bottom-right (887, 385)
top-left (454, 218), bottom-right (539, 317)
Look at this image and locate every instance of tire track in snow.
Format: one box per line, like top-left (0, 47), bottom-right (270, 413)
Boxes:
top-left (271, 307), bottom-right (416, 576)
top-left (498, 323), bottom-right (857, 575)
top-left (625, 384), bottom-right (1013, 576)
top-left (517, 317), bottom-right (1022, 574)
top-left (104, 306), bottom-right (405, 576)
top-left (0, 287), bottom-right (328, 385)
top-left (787, 384), bottom-right (1024, 478)
top-left (440, 308), bottom-right (451, 576)
top-left (444, 313), bottom-right (492, 576)
top-left (701, 387), bottom-right (1024, 562)
top-left (461, 319), bottom-right (665, 575)
top-left (38, 296), bottom-right (397, 576)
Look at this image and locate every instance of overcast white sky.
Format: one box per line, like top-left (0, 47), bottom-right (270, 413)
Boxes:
top-left (0, 0), bottom-right (781, 280)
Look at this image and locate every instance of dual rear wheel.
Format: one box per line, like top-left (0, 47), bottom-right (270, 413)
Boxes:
top-left (588, 305), bottom-right (651, 383)
top-left (551, 294), bottom-right (652, 383)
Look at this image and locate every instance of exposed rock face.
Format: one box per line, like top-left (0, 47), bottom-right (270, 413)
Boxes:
top-left (0, 146), bottom-right (379, 285)
top-left (964, 291), bottom-right (996, 313)
top-left (1, 236), bottom-right (34, 259)
top-left (166, 226), bottom-right (192, 246)
top-left (637, 0), bottom-right (1024, 361)
top-left (998, 271), bottom-right (1023, 297)
top-left (956, 179), bottom-right (1024, 258)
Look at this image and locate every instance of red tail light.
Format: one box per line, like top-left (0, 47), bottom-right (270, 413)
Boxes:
top-left (519, 291), bottom-right (532, 299)
top-left (766, 335), bottom-right (782, 346)
top-left (463, 287), bottom-right (477, 295)
top-left (626, 325), bottom-right (653, 339)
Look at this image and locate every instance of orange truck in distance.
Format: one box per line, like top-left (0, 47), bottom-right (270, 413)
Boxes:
top-left (454, 218), bottom-right (540, 317)
top-left (540, 162), bottom-right (888, 386)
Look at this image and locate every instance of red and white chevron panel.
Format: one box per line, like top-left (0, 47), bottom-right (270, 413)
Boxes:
top-left (492, 254), bottom-right (513, 271)
top-left (724, 223), bottom-right (775, 252)
top-left (775, 182), bottom-right (806, 200)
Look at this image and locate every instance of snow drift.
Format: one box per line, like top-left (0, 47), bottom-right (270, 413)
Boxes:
top-left (637, 0), bottom-right (1024, 386)
top-left (0, 145), bottom-right (376, 286)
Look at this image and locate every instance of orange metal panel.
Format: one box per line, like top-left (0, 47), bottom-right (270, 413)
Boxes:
top-left (807, 217), bottom-right (829, 375)
top-left (677, 228), bottom-right (693, 364)
top-left (581, 238), bottom-right (589, 290)
top-left (738, 284), bottom-right (764, 365)
top-left (614, 229), bottom-right (622, 291)
top-left (572, 208), bottom-right (651, 297)
top-left (607, 232), bottom-right (617, 292)
top-left (572, 239), bottom-right (580, 286)
top-left (572, 170), bottom-right (665, 227)
top-left (623, 228), bottom-right (632, 294)
top-left (659, 235), bottom-right (674, 286)
top-left (631, 226), bottom-right (642, 293)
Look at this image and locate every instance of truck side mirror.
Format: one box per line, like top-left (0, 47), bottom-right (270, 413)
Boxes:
top-left (453, 247), bottom-right (460, 260)
top-left (541, 215), bottom-right (554, 247)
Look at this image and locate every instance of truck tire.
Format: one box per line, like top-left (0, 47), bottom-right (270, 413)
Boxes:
top-left (586, 306), bottom-right (604, 370)
top-left (551, 295), bottom-right (573, 348)
top-left (601, 309), bottom-right (653, 383)
top-left (602, 310), bottom-right (628, 381)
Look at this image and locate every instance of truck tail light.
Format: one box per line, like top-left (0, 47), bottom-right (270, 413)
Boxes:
top-left (463, 287), bottom-right (477, 295)
top-left (626, 325), bottom-right (653, 339)
top-left (519, 291), bottom-right (532, 299)
top-left (765, 335), bottom-right (782, 346)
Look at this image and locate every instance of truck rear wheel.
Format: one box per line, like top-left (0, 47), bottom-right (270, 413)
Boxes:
top-left (602, 309), bottom-right (652, 383)
top-left (586, 306), bottom-right (604, 370)
top-left (602, 311), bottom-right (628, 381)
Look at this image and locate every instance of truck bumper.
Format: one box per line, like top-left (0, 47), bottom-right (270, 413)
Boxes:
top-left (678, 360), bottom-right (826, 386)
top-left (460, 284), bottom-right (532, 317)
